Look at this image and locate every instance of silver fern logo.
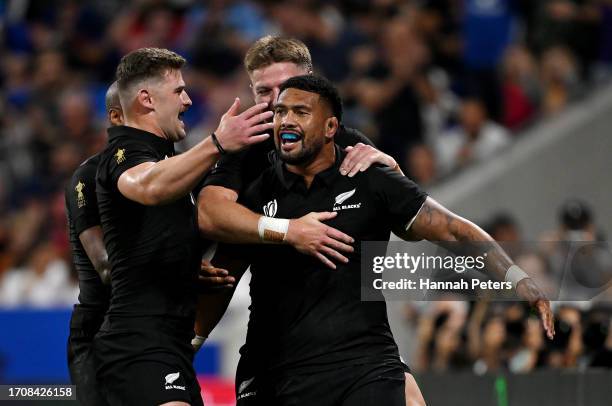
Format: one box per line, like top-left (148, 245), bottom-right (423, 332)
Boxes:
top-left (238, 377), bottom-right (255, 394)
top-left (165, 372), bottom-right (180, 385)
top-left (333, 188), bottom-right (361, 211)
top-left (335, 188), bottom-right (356, 205)
top-left (263, 199), bottom-right (278, 217)
top-left (164, 371), bottom-right (186, 391)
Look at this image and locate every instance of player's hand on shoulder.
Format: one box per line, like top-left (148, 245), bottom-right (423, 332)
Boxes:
top-left (285, 212), bottom-right (355, 270)
top-left (340, 143), bottom-right (398, 177)
top-left (516, 277), bottom-right (555, 340)
top-left (197, 260), bottom-right (235, 290)
top-left (213, 98), bottom-right (273, 152)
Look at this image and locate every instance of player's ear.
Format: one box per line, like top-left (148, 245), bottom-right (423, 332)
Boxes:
top-left (108, 109), bottom-right (124, 126)
top-left (325, 117), bottom-right (339, 140)
top-left (136, 89), bottom-right (153, 110)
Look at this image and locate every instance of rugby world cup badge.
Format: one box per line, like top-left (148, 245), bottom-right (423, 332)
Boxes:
top-left (263, 199), bottom-right (278, 217)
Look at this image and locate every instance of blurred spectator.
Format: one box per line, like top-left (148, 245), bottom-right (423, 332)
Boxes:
top-left (595, 0), bottom-right (612, 81)
top-left (108, 2), bottom-right (186, 53)
top-left (414, 300), bottom-right (468, 372)
top-left (272, 1), bottom-right (369, 83)
top-left (509, 317), bottom-right (545, 372)
top-left (468, 302), bottom-right (507, 374)
top-left (582, 305), bottom-right (612, 367)
top-left (405, 144), bottom-right (437, 187)
top-left (501, 45), bottom-right (540, 130)
top-left (436, 98), bottom-right (511, 176)
top-left (528, 0), bottom-right (600, 75)
top-left (540, 46), bottom-right (583, 116)
top-left (0, 242), bottom-right (76, 307)
top-left (486, 212), bottom-right (522, 242)
top-left (412, 0), bottom-right (462, 77)
top-left (545, 305), bottom-right (583, 368)
top-left (462, 0), bottom-right (519, 120)
top-left (540, 199), bottom-right (598, 248)
top-left (349, 14), bottom-right (426, 171)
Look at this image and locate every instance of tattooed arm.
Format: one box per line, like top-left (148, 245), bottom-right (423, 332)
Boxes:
top-left (403, 197), bottom-right (511, 281)
top-left (401, 197), bottom-right (555, 339)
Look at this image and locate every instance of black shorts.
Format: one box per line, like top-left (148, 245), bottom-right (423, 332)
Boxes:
top-left (235, 357), bottom-right (406, 406)
top-left (93, 316), bottom-right (203, 406)
top-left (67, 305), bottom-right (108, 406)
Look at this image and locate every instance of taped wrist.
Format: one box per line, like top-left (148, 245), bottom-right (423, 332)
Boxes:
top-left (257, 216), bottom-right (289, 242)
top-left (505, 265), bottom-right (529, 289)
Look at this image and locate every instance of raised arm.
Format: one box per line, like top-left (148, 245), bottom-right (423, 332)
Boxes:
top-left (406, 197), bottom-right (555, 339)
top-left (118, 138), bottom-right (220, 205)
top-left (79, 226), bottom-right (111, 285)
top-left (118, 100), bottom-right (272, 205)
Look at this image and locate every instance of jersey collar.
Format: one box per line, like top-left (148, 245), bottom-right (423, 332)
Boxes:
top-left (275, 144), bottom-right (345, 191)
top-left (107, 125), bottom-right (174, 154)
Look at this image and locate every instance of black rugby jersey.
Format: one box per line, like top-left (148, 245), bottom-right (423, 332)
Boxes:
top-left (96, 126), bottom-right (200, 321)
top-left (65, 154), bottom-right (110, 310)
top-left (239, 145), bottom-right (427, 374)
top-left (203, 125), bottom-right (374, 194)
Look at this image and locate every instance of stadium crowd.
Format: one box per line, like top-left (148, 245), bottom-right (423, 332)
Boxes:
top-left (0, 0), bottom-right (611, 372)
top-left (405, 200), bottom-right (612, 373)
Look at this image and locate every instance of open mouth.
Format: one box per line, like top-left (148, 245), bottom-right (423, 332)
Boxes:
top-left (178, 111), bottom-right (185, 126)
top-left (280, 131), bottom-right (302, 144)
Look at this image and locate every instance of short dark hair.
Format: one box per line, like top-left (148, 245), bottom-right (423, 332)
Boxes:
top-left (105, 81), bottom-right (121, 112)
top-left (559, 199), bottom-right (592, 230)
top-left (115, 47), bottom-right (186, 91)
top-left (279, 75), bottom-right (342, 121)
top-left (244, 36), bottom-right (312, 74)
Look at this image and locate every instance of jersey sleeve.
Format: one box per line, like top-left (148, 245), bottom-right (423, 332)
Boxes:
top-left (237, 171), bottom-right (266, 213)
top-left (368, 167), bottom-right (427, 231)
top-left (100, 139), bottom-right (159, 190)
top-left (202, 149), bottom-right (248, 192)
top-left (66, 162), bottom-right (100, 235)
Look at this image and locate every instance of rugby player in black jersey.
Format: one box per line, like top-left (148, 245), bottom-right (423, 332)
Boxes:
top-left (195, 36), bottom-right (423, 404)
top-left (65, 82), bottom-right (122, 406)
top-left (198, 75), bottom-right (555, 405)
top-left (93, 47), bottom-right (274, 406)
top-left (195, 36), bottom-right (425, 404)
top-left (198, 36), bottom-right (401, 269)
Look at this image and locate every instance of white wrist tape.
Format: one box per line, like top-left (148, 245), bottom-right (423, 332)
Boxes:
top-left (191, 335), bottom-right (207, 352)
top-left (505, 265), bottom-right (529, 288)
top-left (258, 216), bottom-right (289, 242)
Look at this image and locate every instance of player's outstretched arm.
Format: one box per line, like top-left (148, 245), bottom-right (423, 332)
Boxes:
top-left (79, 226), bottom-right (111, 285)
top-left (340, 143), bottom-right (402, 177)
top-left (198, 186), bottom-right (354, 269)
top-left (405, 197), bottom-right (555, 339)
top-left (117, 100), bottom-right (273, 206)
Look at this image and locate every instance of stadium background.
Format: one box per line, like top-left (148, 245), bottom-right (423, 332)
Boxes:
top-left (0, 0), bottom-right (611, 405)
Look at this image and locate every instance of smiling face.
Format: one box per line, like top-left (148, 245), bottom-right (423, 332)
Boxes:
top-left (273, 88), bottom-right (337, 165)
top-left (250, 62), bottom-right (309, 115)
top-left (149, 69), bottom-right (192, 141)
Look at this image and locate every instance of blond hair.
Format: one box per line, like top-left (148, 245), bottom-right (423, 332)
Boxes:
top-left (244, 36), bottom-right (312, 73)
